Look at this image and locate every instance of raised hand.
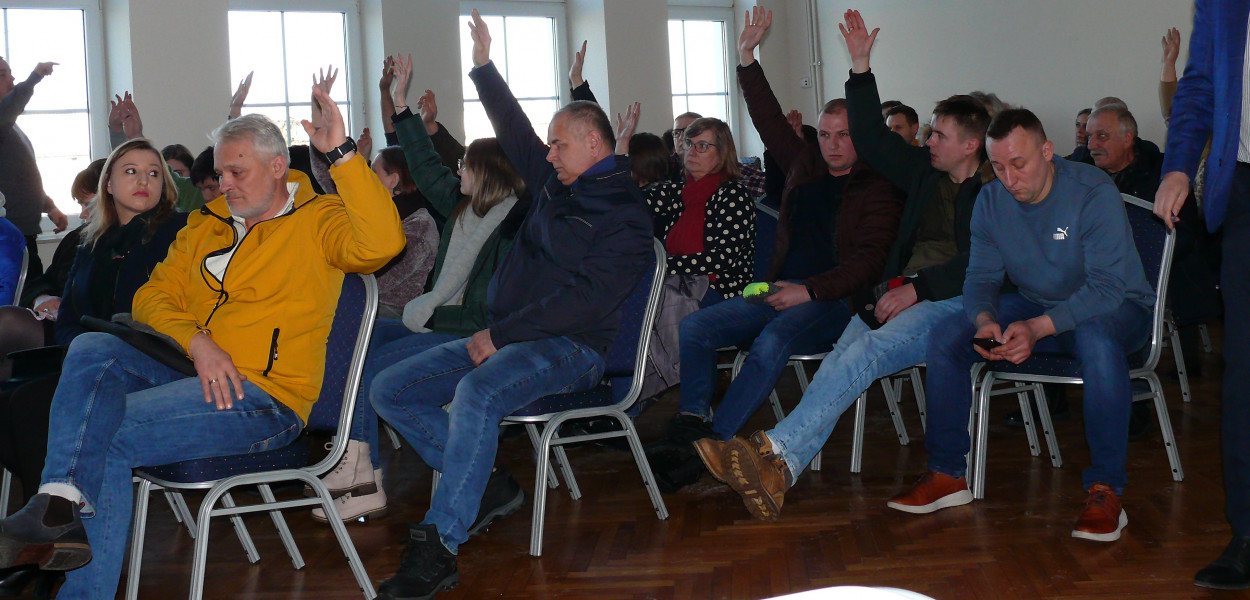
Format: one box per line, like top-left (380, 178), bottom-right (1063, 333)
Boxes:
top-left (379, 56), bottom-right (395, 92)
top-left (838, 9), bottom-right (880, 74)
top-left (1161, 27), bottom-right (1181, 81)
top-left (570, 40), bottom-right (588, 87)
top-left (229, 71), bottom-right (253, 120)
top-left (785, 109), bottom-right (804, 137)
top-left (416, 88), bottom-right (439, 135)
top-left (390, 53), bottom-right (413, 110)
top-left (357, 127), bottom-right (373, 161)
top-left (120, 92), bottom-right (143, 139)
top-left (615, 101), bottom-right (641, 155)
top-left (34, 62), bottom-right (57, 77)
top-left (310, 65), bottom-right (340, 129)
top-left (738, 6), bottom-right (772, 66)
top-left (108, 94), bottom-right (126, 132)
top-left (301, 87), bottom-right (350, 162)
top-left (468, 9), bottom-right (492, 68)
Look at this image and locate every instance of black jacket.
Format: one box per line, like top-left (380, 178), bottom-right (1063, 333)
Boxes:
top-left (471, 61), bottom-right (653, 355)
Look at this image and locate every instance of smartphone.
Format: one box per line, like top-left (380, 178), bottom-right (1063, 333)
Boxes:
top-left (971, 337), bottom-right (1003, 351)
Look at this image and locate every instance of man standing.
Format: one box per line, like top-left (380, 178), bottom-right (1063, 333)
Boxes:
top-left (890, 109), bottom-right (1154, 543)
top-left (368, 11), bottom-right (652, 599)
top-left (0, 58), bottom-right (68, 278)
top-left (1156, 0), bottom-right (1250, 588)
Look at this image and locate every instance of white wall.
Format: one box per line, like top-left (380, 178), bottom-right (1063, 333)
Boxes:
top-left (364, 0), bottom-right (465, 142)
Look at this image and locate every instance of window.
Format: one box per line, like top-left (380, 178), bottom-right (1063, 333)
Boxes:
top-left (1, 7), bottom-right (92, 216)
top-left (459, 11), bottom-right (561, 145)
top-left (668, 17), bottom-right (731, 123)
top-left (226, 9), bottom-right (351, 145)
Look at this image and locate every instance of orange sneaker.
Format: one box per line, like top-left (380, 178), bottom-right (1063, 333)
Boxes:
top-left (886, 470), bottom-right (973, 514)
top-left (1071, 483), bottom-right (1127, 542)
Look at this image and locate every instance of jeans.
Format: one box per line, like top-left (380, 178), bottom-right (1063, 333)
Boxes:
top-left (1223, 162), bottom-right (1250, 535)
top-left (42, 332), bottom-right (302, 598)
top-left (768, 298), bottom-right (963, 476)
top-left (371, 336), bottom-right (604, 552)
top-left (349, 318), bottom-right (461, 465)
top-left (677, 293), bottom-right (852, 440)
top-left (924, 294), bottom-right (1151, 492)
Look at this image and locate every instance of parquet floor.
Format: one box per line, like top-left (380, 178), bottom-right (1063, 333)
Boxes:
top-left (7, 325), bottom-right (1248, 599)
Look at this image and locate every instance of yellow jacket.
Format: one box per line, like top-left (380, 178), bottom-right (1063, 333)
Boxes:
top-left (133, 154), bottom-right (405, 423)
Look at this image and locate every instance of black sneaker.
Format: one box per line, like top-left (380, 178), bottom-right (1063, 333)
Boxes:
top-left (0, 494), bottom-right (91, 571)
top-left (1195, 535), bottom-right (1250, 590)
top-left (467, 469), bottom-right (525, 538)
top-left (377, 523), bottom-right (458, 600)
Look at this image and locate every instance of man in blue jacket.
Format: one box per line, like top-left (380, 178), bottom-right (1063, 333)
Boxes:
top-left (1155, 0), bottom-right (1250, 588)
top-left (889, 109), bottom-right (1154, 543)
top-left (369, 10), bottom-right (652, 600)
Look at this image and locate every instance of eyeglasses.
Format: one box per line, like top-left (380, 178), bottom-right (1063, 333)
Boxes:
top-left (680, 139), bottom-right (716, 154)
top-left (672, 127), bottom-right (687, 140)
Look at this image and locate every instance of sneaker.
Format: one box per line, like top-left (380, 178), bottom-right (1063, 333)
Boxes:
top-left (694, 431), bottom-right (791, 521)
top-left (1071, 483), bottom-right (1127, 542)
top-left (0, 494), bottom-right (91, 571)
top-left (1194, 535), bottom-right (1250, 590)
top-left (377, 523), bottom-right (458, 600)
top-left (307, 439), bottom-right (376, 499)
top-left (886, 471), bottom-right (973, 514)
top-left (467, 469), bottom-right (525, 538)
top-left (311, 470), bottom-right (387, 522)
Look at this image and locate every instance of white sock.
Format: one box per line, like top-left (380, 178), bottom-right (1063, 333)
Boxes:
top-left (37, 483), bottom-right (84, 506)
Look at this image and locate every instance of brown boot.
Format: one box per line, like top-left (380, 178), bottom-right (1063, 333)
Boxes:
top-left (694, 431), bottom-right (791, 520)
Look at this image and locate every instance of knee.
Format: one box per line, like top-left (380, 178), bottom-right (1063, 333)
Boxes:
top-left (368, 366), bottom-right (407, 418)
top-left (450, 376), bottom-right (506, 420)
top-left (1071, 321), bottom-right (1128, 365)
top-left (926, 312), bottom-right (975, 360)
top-left (678, 309), bottom-right (717, 349)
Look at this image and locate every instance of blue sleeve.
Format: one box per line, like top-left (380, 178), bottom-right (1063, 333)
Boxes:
top-left (0, 220), bottom-right (21, 304)
top-left (962, 187), bottom-right (1005, 324)
top-left (467, 61), bottom-right (555, 198)
top-left (1160, 0), bottom-right (1215, 178)
top-left (1044, 183), bottom-right (1141, 333)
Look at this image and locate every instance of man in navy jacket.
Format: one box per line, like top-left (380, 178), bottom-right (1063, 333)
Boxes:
top-left (1156, 0), bottom-right (1250, 589)
top-left (369, 10), bottom-right (652, 600)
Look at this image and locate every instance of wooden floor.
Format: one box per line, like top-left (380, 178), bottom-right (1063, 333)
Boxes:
top-left (9, 325), bottom-right (1250, 599)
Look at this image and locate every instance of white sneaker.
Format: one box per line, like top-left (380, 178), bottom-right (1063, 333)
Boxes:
top-left (308, 440), bottom-right (375, 498)
top-left (312, 470), bottom-right (387, 522)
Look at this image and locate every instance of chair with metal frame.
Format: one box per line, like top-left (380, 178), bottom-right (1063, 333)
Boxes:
top-left (968, 194), bottom-right (1185, 500)
top-left (124, 273), bottom-right (380, 600)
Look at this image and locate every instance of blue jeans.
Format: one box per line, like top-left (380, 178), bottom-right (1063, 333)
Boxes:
top-left (924, 294), bottom-right (1151, 492)
top-left (677, 294), bottom-right (852, 439)
top-left (349, 318), bottom-right (461, 465)
top-left (42, 332), bottom-right (302, 598)
top-left (370, 336), bottom-right (604, 552)
top-left (768, 298), bottom-right (963, 476)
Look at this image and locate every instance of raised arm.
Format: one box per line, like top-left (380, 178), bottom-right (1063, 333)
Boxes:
top-left (0, 62), bottom-right (54, 126)
top-left (228, 71), bottom-right (253, 121)
top-left (380, 57), bottom-right (398, 144)
top-left (736, 7), bottom-right (812, 173)
top-left (568, 40), bottom-right (599, 103)
top-left (1159, 28), bottom-right (1181, 122)
top-left (466, 9), bottom-right (555, 194)
top-left (614, 101), bottom-right (640, 156)
top-left (391, 55), bottom-right (463, 219)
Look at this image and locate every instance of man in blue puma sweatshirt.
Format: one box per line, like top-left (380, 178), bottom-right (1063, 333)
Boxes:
top-left (887, 108), bottom-right (1155, 544)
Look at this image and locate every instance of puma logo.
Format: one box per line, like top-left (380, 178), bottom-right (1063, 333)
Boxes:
top-left (1053, 227), bottom-right (1069, 240)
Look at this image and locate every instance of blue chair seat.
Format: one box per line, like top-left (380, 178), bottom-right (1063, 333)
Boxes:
top-left (510, 386), bottom-right (616, 417)
top-left (138, 438), bottom-right (311, 485)
top-left (982, 348), bottom-right (1148, 379)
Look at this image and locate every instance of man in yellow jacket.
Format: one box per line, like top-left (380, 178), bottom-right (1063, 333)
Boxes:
top-left (0, 87), bottom-right (403, 597)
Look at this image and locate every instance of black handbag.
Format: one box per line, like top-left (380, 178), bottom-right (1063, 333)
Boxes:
top-left (80, 315), bottom-right (197, 376)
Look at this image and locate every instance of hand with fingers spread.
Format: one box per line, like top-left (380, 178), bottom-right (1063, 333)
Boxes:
top-left (108, 94), bottom-right (126, 132)
top-left (189, 332), bottom-right (248, 410)
top-left (570, 40), bottom-right (588, 87)
top-left (302, 87), bottom-right (351, 164)
top-left (416, 88), bottom-right (440, 136)
top-left (389, 54), bottom-right (413, 112)
top-left (468, 9), bottom-right (492, 68)
top-left (110, 92), bottom-right (144, 139)
top-left (229, 71), bottom-right (254, 120)
top-left (34, 62), bottom-right (57, 77)
top-left (838, 9), bottom-right (880, 74)
top-left (311, 65), bottom-right (339, 130)
top-left (738, 6), bottom-right (772, 66)
top-left (785, 109), bottom-right (804, 137)
top-left (379, 57), bottom-right (398, 135)
top-left (1161, 27), bottom-right (1181, 82)
top-left (615, 101), bottom-right (641, 156)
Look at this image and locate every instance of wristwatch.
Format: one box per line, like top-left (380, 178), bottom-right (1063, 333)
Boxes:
top-left (324, 137), bottom-right (357, 163)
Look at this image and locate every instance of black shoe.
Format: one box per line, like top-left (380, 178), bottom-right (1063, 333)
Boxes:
top-left (1004, 386), bottom-right (1070, 428)
top-left (648, 443), bottom-right (705, 494)
top-left (1127, 402), bottom-right (1154, 441)
top-left (467, 469), bottom-right (525, 538)
top-left (0, 565), bottom-right (37, 597)
top-left (377, 523), bottom-right (458, 600)
top-left (1195, 535), bottom-right (1250, 590)
top-left (645, 414), bottom-right (715, 456)
top-left (0, 494), bottom-right (91, 571)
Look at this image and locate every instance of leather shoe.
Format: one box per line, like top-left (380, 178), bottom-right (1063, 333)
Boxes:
top-left (0, 494), bottom-right (91, 571)
top-left (1195, 536), bottom-right (1250, 590)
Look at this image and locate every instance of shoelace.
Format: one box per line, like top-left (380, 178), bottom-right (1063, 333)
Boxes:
top-left (1085, 486), bottom-right (1114, 512)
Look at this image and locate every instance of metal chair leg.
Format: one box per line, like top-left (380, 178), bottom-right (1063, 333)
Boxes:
top-left (1170, 322), bottom-right (1192, 402)
top-left (221, 492), bottom-right (260, 563)
top-left (1142, 373), bottom-right (1185, 481)
top-left (1030, 383), bottom-right (1062, 468)
top-left (258, 483), bottom-right (304, 569)
top-left (0, 468), bottom-right (11, 519)
top-left (125, 479), bottom-right (154, 600)
top-left (1200, 323), bottom-right (1213, 353)
top-left (850, 392), bottom-right (867, 473)
top-left (908, 366), bottom-right (927, 433)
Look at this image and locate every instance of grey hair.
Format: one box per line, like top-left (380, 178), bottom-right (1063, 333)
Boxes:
top-left (1090, 104), bottom-right (1138, 139)
top-left (210, 114), bottom-right (290, 165)
top-left (1094, 96), bottom-right (1126, 110)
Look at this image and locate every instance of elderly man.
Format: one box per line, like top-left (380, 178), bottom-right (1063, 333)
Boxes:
top-left (891, 108), bottom-right (1154, 543)
top-left (0, 90), bottom-right (403, 597)
top-left (368, 11), bottom-right (652, 600)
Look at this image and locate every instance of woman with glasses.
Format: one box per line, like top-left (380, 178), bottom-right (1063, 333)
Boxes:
top-left (0, 139), bottom-right (186, 597)
top-left (309, 53), bottom-right (530, 523)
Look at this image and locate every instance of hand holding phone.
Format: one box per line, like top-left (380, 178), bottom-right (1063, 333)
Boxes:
top-left (971, 337), bottom-right (1003, 351)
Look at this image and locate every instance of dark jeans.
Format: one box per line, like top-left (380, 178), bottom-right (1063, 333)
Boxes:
top-left (23, 235), bottom-right (43, 280)
top-left (1223, 162), bottom-right (1250, 536)
top-left (0, 374), bottom-right (58, 505)
top-left (924, 294), bottom-right (1150, 493)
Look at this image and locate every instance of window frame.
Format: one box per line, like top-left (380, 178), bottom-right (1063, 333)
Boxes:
top-left (666, 5), bottom-right (738, 142)
top-left (227, 0), bottom-right (366, 144)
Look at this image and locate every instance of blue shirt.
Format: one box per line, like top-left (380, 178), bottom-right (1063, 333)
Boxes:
top-left (962, 157), bottom-right (1155, 333)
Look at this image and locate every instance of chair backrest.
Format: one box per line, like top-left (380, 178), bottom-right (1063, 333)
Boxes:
top-left (754, 198), bottom-right (779, 280)
top-left (1121, 193), bottom-right (1175, 372)
top-left (604, 238), bottom-right (667, 406)
top-left (305, 273), bottom-right (378, 470)
top-left (10, 247), bottom-right (27, 305)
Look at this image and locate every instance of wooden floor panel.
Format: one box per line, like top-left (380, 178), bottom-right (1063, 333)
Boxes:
top-left (6, 325), bottom-right (1248, 599)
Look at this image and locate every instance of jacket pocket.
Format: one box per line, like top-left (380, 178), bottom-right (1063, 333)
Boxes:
top-left (262, 328), bottom-right (280, 376)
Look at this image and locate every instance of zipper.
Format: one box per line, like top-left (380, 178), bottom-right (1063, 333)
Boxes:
top-left (262, 328), bottom-right (280, 376)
